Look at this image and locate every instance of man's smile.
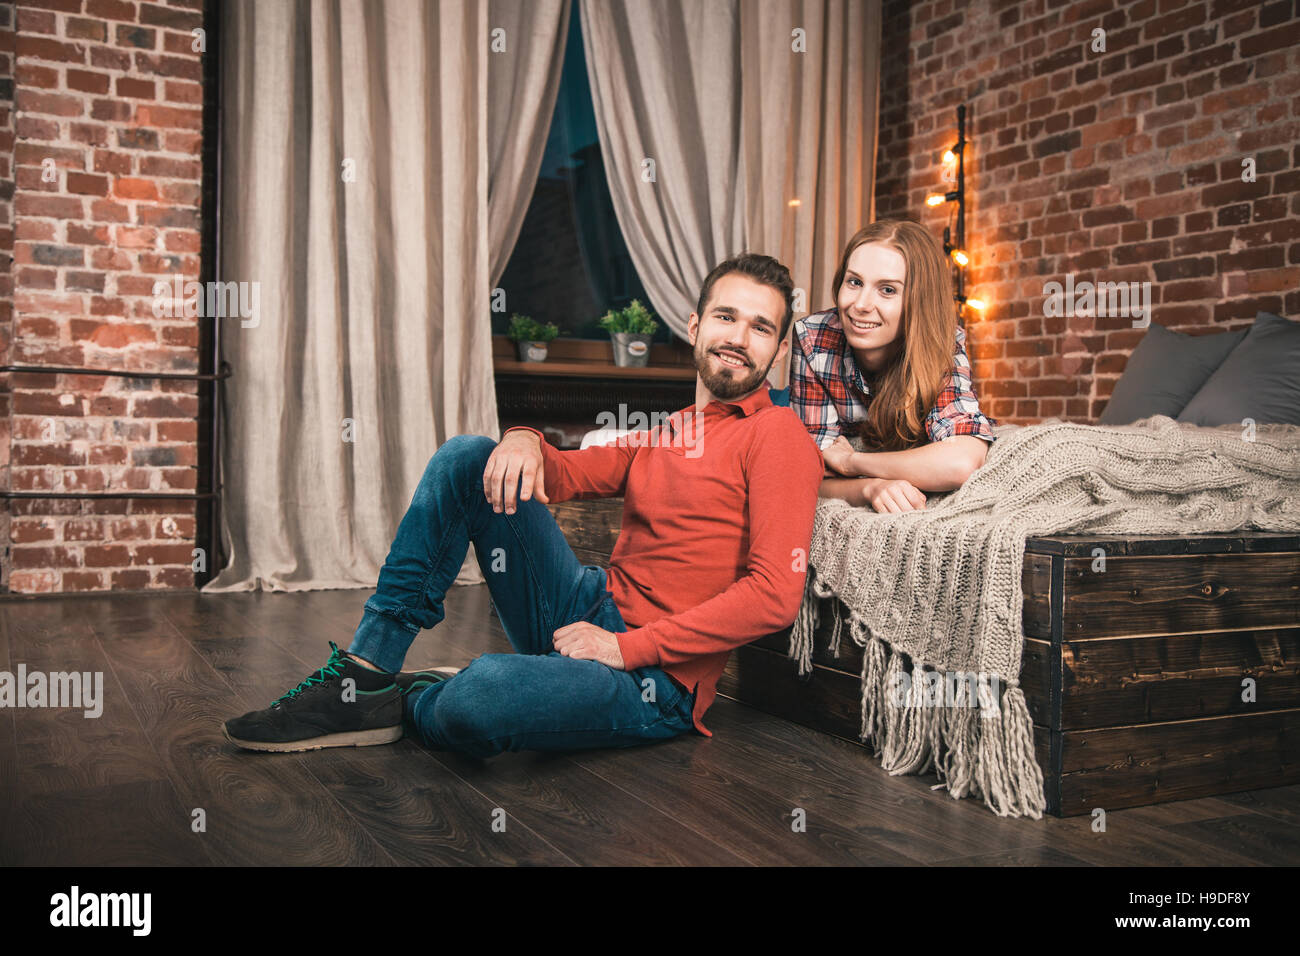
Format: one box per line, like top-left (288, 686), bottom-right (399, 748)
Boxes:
top-left (713, 348), bottom-right (749, 369)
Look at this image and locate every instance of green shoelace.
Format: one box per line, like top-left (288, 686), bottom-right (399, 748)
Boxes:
top-left (272, 641), bottom-right (349, 707)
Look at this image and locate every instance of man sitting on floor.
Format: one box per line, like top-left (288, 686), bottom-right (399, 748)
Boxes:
top-left (223, 253), bottom-right (825, 756)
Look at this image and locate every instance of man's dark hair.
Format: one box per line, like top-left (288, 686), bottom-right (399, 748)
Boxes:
top-left (694, 253), bottom-right (796, 340)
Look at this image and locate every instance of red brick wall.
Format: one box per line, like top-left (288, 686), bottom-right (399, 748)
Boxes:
top-left (873, 0), bottom-right (1300, 424)
top-left (1, 2), bottom-right (17, 577)
top-left (3, 0), bottom-right (205, 594)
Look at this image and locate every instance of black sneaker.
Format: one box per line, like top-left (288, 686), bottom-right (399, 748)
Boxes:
top-left (223, 642), bottom-right (404, 752)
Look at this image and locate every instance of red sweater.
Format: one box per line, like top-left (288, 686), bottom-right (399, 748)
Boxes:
top-left (504, 386), bottom-right (824, 736)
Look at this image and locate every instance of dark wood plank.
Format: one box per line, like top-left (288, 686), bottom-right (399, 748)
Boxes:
top-left (1021, 638), bottom-right (1053, 725)
top-left (2, 600), bottom-right (172, 795)
top-left (566, 710), bottom-right (916, 866)
top-left (73, 597), bottom-right (399, 866)
top-left (1054, 627), bottom-right (1300, 728)
top-left (1060, 551), bottom-right (1300, 638)
top-left (1112, 794), bottom-right (1281, 828)
top-left (1025, 531), bottom-right (1300, 556)
top-left (546, 498), bottom-right (624, 559)
top-left (0, 604), bottom-right (15, 852)
top-left (1, 779), bottom-right (214, 866)
top-left (936, 845), bottom-right (1096, 866)
top-left (1215, 786), bottom-right (1300, 827)
top-left (165, 592), bottom-right (570, 866)
top-left (1162, 813), bottom-right (1300, 862)
top-left (418, 745), bottom-right (752, 866)
top-left (719, 641), bottom-right (865, 744)
top-left (700, 697), bottom-right (1073, 863)
top-left (296, 746), bottom-right (573, 866)
top-left (1011, 809), bottom-right (1264, 866)
top-left (1056, 709), bottom-right (1300, 815)
top-left (1022, 552), bottom-right (1054, 638)
top-left (0, 740), bottom-right (16, 862)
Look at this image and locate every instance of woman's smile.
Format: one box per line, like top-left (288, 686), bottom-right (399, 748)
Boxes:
top-left (845, 314), bottom-right (884, 333)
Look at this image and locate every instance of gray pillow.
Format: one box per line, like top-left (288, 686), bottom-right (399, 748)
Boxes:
top-left (1099, 322), bottom-right (1247, 425)
top-left (1178, 312), bottom-right (1300, 427)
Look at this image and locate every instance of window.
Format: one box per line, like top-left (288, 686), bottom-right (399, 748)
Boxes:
top-left (493, 12), bottom-right (670, 343)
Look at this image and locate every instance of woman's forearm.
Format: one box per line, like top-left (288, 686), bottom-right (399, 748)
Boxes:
top-left (848, 436), bottom-right (988, 492)
top-left (818, 476), bottom-right (871, 505)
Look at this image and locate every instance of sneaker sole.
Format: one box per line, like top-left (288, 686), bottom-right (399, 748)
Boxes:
top-left (222, 723), bottom-right (404, 753)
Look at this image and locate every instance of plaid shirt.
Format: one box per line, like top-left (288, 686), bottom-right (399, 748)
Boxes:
top-left (790, 308), bottom-right (996, 451)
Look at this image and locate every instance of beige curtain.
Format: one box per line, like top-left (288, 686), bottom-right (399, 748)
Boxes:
top-left (582, 0), bottom-right (881, 385)
top-left (206, 0), bottom-right (569, 592)
top-left (580, 0), bottom-right (745, 341)
top-left (741, 0), bottom-right (881, 386)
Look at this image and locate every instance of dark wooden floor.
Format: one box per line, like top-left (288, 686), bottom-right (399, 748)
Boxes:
top-left (1, 584), bottom-right (1298, 866)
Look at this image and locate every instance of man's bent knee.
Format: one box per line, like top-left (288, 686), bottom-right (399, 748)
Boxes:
top-left (420, 434), bottom-right (497, 491)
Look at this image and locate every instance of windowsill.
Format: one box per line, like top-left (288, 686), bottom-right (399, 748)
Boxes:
top-left (492, 335), bottom-right (696, 380)
top-left (492, 358), bottom-right (696, 380)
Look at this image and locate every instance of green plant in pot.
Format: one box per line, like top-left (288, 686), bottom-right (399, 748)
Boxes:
top-left (598, 299), bottom-right (658, 368)
top-left (506, 314), bottom-right (559, 363)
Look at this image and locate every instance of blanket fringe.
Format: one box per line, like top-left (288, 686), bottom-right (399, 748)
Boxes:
top-left (789, 566), bottom-right (1045, 817)
top-left (806, 593), bottom-right (1047, 819)
top-left (788, 566), bottom-right (835, 676)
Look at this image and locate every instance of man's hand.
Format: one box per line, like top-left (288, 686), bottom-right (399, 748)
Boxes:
top-left (860, 477), bottom-right (927, 513)
top-left (552, 621), bottom-right (626, 670)
top-left (484, 430), bottom-right (548, 514)
top-left (821, 435), bottom-right (859, 476)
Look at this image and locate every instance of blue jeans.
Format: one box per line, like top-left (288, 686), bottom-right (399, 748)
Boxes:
top-left (347, 434), bottom-right (696, 758)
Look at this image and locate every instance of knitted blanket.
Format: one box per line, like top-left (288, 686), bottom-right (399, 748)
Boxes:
top-left (788, 415), bottom-right (1300, 818)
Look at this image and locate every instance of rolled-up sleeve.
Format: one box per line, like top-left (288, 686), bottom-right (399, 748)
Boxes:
top-left (924, 328), bottom-right (997, 444)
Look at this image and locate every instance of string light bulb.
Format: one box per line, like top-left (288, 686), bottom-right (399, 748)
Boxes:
top-left (950, 248), bottom-right (970, 267)
top-left (926, 192), bottom-right (947, 206)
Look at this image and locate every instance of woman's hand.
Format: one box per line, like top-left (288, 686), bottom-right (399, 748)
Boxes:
top-left (860, 477), bottom-right (926, 513)
top-left (821, 435), bottom-right (860, 476)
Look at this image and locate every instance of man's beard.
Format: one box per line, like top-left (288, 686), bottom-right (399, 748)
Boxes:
top-left (693, 341), bottom-right (773, 400)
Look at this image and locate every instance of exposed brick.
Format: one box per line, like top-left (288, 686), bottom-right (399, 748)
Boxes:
top-left (86, 0), bottom-right (139, 22)
top-left (16, 36), bottom-right (88, 65)
top-left (116, 24), bottom-right (157, 50)
top-left (66, 172), bottom-right (110, 196)
top-left (138, 3), bottom-right (203, 30)
top-left (65, 17), bottom-right (110, 42)
top-left (67, 69), bottom-right (111, 95)
top-left (116, 76), bottom-right (155, 98)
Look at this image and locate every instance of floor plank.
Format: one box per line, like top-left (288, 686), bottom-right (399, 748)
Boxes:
top-left (75, 599), bottom-right (397, 866)
top-left (567, 719), bottom-right (915, 865)
top-left (168, 592), bottom-right (572, 866)
top-left (3, 600), bottom-right (172, 795)
top-left (1162, 813), bottom-right (1300, 862)
top-left (700, 697), bottom-right (1064, 864)
top-left (1, 778), bottom-right (214, 866)
top-left (935, 845), bottom-right (1096, 866)
top-left (1215, 787), bottom-right (1300, 827)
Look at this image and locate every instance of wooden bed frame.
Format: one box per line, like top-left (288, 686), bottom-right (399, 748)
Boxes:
top-left (547, 498), bottom-right (1300, 816)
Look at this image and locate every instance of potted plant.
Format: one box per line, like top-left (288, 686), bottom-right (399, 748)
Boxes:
top-left (598, 299), bottom-right (658, 368)
top-left (506, 314), bottom-right (559, 362)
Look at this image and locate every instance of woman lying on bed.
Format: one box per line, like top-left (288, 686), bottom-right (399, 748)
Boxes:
top-left (789, 219), bottom-right (997, 513)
